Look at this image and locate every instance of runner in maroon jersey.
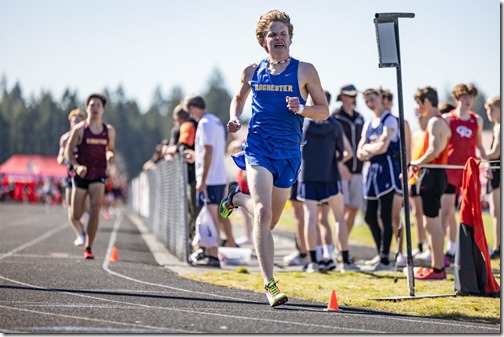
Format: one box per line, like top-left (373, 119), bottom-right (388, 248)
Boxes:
top-left (441, 84), bottom-right (489, 264)
top-left (65, 93), bottom-right (116, 259)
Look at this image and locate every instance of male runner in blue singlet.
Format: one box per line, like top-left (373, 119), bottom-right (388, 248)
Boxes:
top-left (219, 9), bottom-right (328, 307)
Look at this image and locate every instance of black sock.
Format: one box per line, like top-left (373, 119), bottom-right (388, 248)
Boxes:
top-left (380, 256), bottom-right (390, 265)
top-left (342, 250), bottom-right (350, 264)
top-left (433, 267), bottom-right (444, 273)
top-left (418, 243), bottom-right (423, 253)
top-left (299, 252), bottom-right (307, 258)
top-left (309, 250), bottom-right (317, 263)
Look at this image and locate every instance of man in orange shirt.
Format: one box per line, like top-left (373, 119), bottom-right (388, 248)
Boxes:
top-left (165, 105), bottom-right (198, 239)
top-left (410, 87), bottom-right (451, 280)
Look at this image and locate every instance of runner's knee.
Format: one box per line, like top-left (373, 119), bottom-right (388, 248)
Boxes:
top-left (255, 205), bottom-right (272, 226)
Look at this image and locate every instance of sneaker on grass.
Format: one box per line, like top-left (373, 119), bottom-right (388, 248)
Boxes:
top-left (490, 250), bottom-right (501, 260)
top-left (340, 262), bottom-right (361, 273)
top-left (414, 267), bottom-right (446, 280)
top-left (283, 251), bottom-right (309, 266)
top-left (305, 262), bottom-right (323, 273)
top-left (264, 279), bottom-right (288, 308)
top-left (360, 262), bottom-right (393, 272)
top-left (395, 253), bottom-right (407, 268)
top-left (322, 259), bottom-right (336, 271)
top-left (414, 249), bottom-right (432, 261)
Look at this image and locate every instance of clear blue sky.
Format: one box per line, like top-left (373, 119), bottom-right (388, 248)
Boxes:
top-left (0, 0), bottom-right (500, 125)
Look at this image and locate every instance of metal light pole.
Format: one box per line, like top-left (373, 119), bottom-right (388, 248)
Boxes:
top-left (374, 12), bottom-right (415, 297)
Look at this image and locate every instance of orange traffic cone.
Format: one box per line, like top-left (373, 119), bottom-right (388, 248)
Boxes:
top-left (323, 289), bottom-right (339, 311)
top-left (109, 246), bottom-right (119, 262)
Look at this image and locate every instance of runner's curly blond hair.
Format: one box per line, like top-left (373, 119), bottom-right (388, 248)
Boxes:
top-left (256, 10), bottom-right (293, 53)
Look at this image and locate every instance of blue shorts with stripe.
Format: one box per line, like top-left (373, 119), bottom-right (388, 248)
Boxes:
top-left (244, 151), bottom-right (301, 189)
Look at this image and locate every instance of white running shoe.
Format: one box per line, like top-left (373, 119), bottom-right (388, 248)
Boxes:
top-left (362, 254), bottom-right (381, 266)
top-left (414, 249), bottom-right (432, 261)
top-left (305, 262), bottom-right (321, 273)
top-left (74, 232), bottom-right (86, 246)
top-left (360, 262), bottom-right (394, 272)
top-left (235, 236), bottom-right (253, 245)
top-left (396, 253), bottom-right (407, 268)
top-left (283, 251), bottom-right (309, 266)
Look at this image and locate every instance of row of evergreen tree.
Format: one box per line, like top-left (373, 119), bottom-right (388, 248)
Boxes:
top-left (0, 71), bottom-right (493, 181)
top-left (0, 69), bottom-right (232, 179)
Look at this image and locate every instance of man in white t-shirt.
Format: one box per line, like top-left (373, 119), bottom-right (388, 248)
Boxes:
top-left (184, 94), bottom-right (237, 267)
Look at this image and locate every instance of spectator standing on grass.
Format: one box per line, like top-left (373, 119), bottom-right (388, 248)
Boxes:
top-left (333, 84), bottom-right (365, 236)
top-left (414, 100), bottom-right (456, 261)
top-left (409, 109), bottom-right (428, 257)
top-left (357, 88), bottom-right (402, 272)
top-left (381, 89), bottom-right (411, 268)
top-left (219, 9), bottom-right (328, 307)
top-left (409, 86), bottom-right (451, 280)
top-left (65, 93), bottom-right (116, 260)
top-left (484, 96), bottom-right (500, 259)
top-left (297, 97), bottom-right (358, 273)
top-left (185, 94), bottom-right (238, 268)
top-left (441, 84), bottom-right (490, 264)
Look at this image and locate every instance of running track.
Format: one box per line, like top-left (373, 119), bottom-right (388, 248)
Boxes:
top-left (0, 203), bottom-right (500, 333)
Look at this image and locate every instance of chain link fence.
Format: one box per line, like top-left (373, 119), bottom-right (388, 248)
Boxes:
top-left (129, 156), bottom-right (189, 262)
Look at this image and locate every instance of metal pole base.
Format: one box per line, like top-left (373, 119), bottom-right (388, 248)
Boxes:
top-left (370, 293), bottom-right (457, 302)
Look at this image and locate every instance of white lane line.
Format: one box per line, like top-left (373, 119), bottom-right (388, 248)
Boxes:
top-left (0, 222), bottom-right (68, 261)
top-left (0, 218), bottom-right (45, 230)
top-left (0, 253), bottom-right (79, 259)
top-left (124, 215), bottom-right (501, 332)
top-left (1, 211), bottom-right (498, 333)
top-left (0, 274), bottom-right (379, 333)
top-left (13, 326), bottom-right (181, 333)
top-left (0, 303), bottom-right (186, 333)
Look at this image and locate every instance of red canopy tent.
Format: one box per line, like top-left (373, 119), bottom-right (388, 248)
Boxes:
top-left (0, 154), bottom-right (67, 180)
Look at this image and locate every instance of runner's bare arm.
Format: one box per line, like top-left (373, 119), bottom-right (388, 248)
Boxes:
top-left (65, 122), bottom-right (86, 177)
top-left (106, 124), bottom-right (116, 166)
top-left (57, 133), bottom-right (69, 164)
top-left (410, 117), bottom-right (444, 166)
top-left (404, 120), bottom-right (412, 163)
top-left (487, 125), bottom-right (500, 160)
top-left (65, 123), bottom-right (83, 168)
top-left (288, 62), bottom-right (328, 120)
top-left (342, 134), bottom-right (353, 163)
top-left (228, 64), bottom-right (255, 133)
top-left (475, 115), bottom-right (489, 161)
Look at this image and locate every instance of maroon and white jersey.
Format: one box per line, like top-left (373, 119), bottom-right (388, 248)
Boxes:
top-left (77, 122), bottom-right (109, 180)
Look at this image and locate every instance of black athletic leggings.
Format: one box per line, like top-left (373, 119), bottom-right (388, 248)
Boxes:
top-left (364, 190), bottom-right (395, 262)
